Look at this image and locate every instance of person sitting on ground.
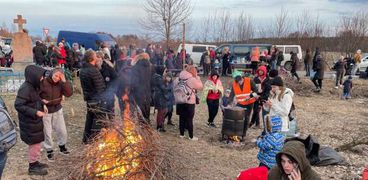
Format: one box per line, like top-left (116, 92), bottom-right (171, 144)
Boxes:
top-left (257, 116), bottom-right (285, 170)
top-left (202, 70), bottom-right (224, 128)
top-left (39, 68), bottom-right (73, 162)
top-left (342, 76), bottom-right (353, 100)
top-left (268, 141), bottom-right (321, 180)
top-left (263, 76), bottom-right (294, 134)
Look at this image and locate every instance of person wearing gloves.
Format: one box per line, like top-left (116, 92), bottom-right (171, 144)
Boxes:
top-left (201, 70), bottom-right (224, 128)
top-left (229, 71), bottom-right (258, 135)
top-left (263, 76), bottom-right (294, 134)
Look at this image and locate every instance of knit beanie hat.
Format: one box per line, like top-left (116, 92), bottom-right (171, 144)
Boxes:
top-left (270, 116), bottom-right (282, 132)
top-left (270, 76), bottom-right (284, 87)
top-left (269, 69), bottom-right (279, 78)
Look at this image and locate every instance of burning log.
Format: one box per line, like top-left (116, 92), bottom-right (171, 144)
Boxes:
top-left (58, 91), bottom-right (183, 179)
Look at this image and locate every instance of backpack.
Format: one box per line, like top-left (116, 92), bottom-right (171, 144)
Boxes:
top-left (0, 96), bottom-right (17, 152)
top-left (173, 78), bottom-right (194, 104)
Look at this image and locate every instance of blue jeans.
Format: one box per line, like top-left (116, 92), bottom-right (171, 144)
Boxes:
top-left (0, 151), bottom-right (7, 177)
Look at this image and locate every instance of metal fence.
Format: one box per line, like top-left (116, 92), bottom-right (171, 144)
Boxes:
top-left (0, 68), bottom-right (25, 94)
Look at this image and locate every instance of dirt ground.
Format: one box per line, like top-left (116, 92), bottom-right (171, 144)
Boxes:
top-left (1, 76), bottom-right (367, 180)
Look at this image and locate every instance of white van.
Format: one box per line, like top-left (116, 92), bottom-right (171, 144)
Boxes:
top-left (275, 45), bottom-right (302, 70)
top-left (177, 43), bottom-right (217, 65)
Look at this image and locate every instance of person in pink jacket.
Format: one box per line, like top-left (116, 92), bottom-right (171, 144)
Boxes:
top-left (175, 65), bottom-right (203, 141)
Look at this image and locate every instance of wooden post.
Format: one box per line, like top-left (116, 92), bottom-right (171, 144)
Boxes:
top-left (182, 23), bottom-right (186, 70)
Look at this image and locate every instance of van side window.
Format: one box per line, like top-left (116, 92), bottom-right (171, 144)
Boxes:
top-left (285, 47), bottom-right (299, 54)
top-left (234, 46), bottom-right (250, 60)
top-left (192, 46), bottom-right (207, 53)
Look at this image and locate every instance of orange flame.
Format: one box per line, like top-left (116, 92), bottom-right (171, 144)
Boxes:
top-left (86, 89), bottom-right (144, 178)
top-left (229, 136), bottom-right (240, 142)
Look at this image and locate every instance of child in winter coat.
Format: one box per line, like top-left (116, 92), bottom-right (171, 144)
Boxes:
top-left (220, 89), bottom-right (231, 112)
top-left (256, 116), bottom-right (285, 170)
top-left (342, 76), bottom-right (353, 99)
top-left (164, 72), bottom-right (175, 125)
top-left (14, 65), bottom-right (49, 175)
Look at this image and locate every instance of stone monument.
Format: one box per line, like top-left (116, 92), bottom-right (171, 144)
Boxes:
top-left (12, 15), bottom-right (33, 72)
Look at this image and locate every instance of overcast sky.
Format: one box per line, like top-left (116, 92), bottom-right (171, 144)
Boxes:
top-left (0, 0), bottom-right (367, 38)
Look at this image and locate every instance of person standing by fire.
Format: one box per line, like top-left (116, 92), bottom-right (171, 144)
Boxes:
top-left (229, 71), bottom-right (258, 136)
top-left (79, 50), bottom-right (106, 144)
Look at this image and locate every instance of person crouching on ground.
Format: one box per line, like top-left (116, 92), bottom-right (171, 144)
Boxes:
top-left (263, 76), bottom-right (294, 134)
top-left (202, 70), bottom-right (224, 128)
top-left (268, 141), bottom-right (321, 180)
top-left (152, 66), bottom-right (170, 132)
top-left (342, 76), bottom-right (353, 100)
top-left (175, 65), bottom-right (203, 141)
top-left (14, 65), bottom-right (49, 175)
top-left (257, 116), bottom-right (285, 170)
top-left (39, 68), bottom-right (73, 162)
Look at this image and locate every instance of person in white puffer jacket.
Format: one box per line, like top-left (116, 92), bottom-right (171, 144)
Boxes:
top-left (264, 76), bottom-right (294, 133)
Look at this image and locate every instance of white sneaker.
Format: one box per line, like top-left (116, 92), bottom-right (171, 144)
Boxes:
top-left (189, 136), bottom-right (198, 141)
top-left (179, 135), bottom-right (185, 139)
top-left (334, 86), bottom-right (338, 89)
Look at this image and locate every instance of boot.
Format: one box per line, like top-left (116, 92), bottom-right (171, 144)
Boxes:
top-left (29, 162), bottom-right (48, 175)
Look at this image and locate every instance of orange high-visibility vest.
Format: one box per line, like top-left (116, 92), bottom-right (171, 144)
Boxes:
top-left (232, 78), bottom-right (256, 105)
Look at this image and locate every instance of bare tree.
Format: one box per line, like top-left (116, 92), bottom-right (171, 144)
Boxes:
top-left (216, 10), bottom-right (232, 43)
top-left (295, 10), bottom-right (312, 38)
top-left (274, 7), bottom-right (290, 38)
top-left (236, 11), bottom-right (255, 42)
top-left (140, 0), bottom-right (192, 49)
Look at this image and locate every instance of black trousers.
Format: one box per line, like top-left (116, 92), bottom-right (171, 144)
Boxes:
top-left (236, 103), bottom-right (254, 136)
top-left (207, 99), bottom-right (219, 123)
top-left (83, 103), bottom-right (108, 144)
top-left (336, 70), bottom-right (344, 86)
top-left (203, 63), bottom-right (211, 77)
top-left (165, 108), bottom-right (173, 124)
top-left (250, 100), bottom-right (261, 126)
top-left (222, 63), bottom-right (230, 76)
top-left (312, 76), bottom-right (323, 89)
top-left (177, 104), bottom-right (195, 138)
top-left (291, 70), bottom-right (300, 81)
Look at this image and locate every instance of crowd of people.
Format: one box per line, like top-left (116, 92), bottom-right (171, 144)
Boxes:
top-left (7, 37), bottom-right (365, 179)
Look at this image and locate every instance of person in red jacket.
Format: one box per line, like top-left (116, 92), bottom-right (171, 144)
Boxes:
top-left (202, 71), bottom-right (224, 127)
top-left (58, 42), bottom-right (66, 65)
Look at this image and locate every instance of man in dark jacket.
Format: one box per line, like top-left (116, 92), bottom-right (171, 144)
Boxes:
top-left (39, 68), bottom-right (73, 162)
top-left (32, 41), bottom-right (47, 66)
top-left (79, 50), bottom-right (106, 144)
top-left (14, 65), bottom-right (48, 175)
top-left (290, 51), bottom-right (300, 82)
top-left (312, 48), bottom-right (324, 92)
top-left (304, 49), bottom-right (312, 76)
top-left (130, 53), bottom-right (153, 122)
top-left (334, 56), bottom-right (346, 88)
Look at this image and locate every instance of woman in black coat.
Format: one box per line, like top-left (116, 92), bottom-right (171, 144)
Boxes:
top-left (151, 66), bottom-right (170, 132)
top-left (312, 48), bottom-right (325, 92)
top-left (290, 51), bottom-right (300, 82)
top-left (14, 65), bottom-right (49, 175)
